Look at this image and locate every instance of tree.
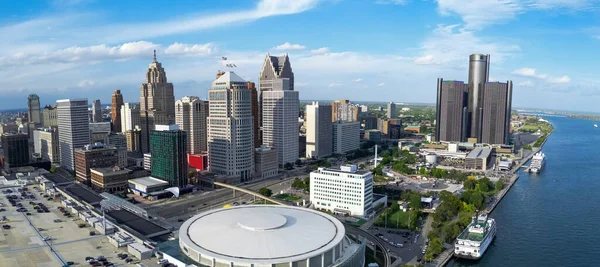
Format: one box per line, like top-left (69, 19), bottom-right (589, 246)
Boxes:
top-left (292, 178), bottom-right (305, 191)
top-left (477, 177), bottom-right (494, 192)
top-left (295, 159), bottom-right (302, 166)
top-left (442, 222), bottom-right (462, 243)
top-left (390, 202), bottom-right (400, 211)
top-left (49, 167), bottom-right (56, 173)
top-left (495, 180), bottom-right (505, 191)
top-left (284, 162), bottom-right (294, 170)
top-left (468, 191), bottom-right (486, 210)
top-left (322, 161), bottom-right (331, 168)
top-left (359, 163), bottom-right (366, 169)
top-left (463, 179), bottom-right (477, 190)
top-left (419, 167), bottom-right (428, 176)
top-left (372, 166), bottom-right (383, 176)
top-left (409, 193), bottom-right (422, 211)
top-left (258, 188), bottom-right (272, 197)
top-left (424, 237), bottom-right (444, 261)
top-left (303, 177), bottom-right (310, 192)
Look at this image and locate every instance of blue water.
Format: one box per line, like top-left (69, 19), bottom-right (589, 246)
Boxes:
top-left (449, 116), bottom-right (600, 267)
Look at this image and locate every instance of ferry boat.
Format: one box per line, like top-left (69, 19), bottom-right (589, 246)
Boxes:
top-left (529, 152), bottom-right (545, 173)
top-left (454, 214), bottom-right (496, 260)
top-left (594, 124), bottom-right (598, 128)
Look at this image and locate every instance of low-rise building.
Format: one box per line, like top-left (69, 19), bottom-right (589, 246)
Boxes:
top-left (465, 147), bottom-right (492, 171)
top-left (128, 176), bottom-right (170, 197)
top-left (74, 143), bottom-right (120, 185)
top-left (310, 165), bottom-right (374, 218)
top-left (90, 166), bottom-right (132, 193)
top-left (254, 146), bottom-right (278, 179)
top-left (364, 130), bottom-right (382, 144)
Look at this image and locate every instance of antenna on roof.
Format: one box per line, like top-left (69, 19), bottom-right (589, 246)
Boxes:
top-left (153, 50), bottom-right (157, 63)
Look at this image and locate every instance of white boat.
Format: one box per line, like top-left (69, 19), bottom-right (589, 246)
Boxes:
top-left (529, 152), bottom-right (545, 173)
top-left (454, 214), bottom-right (496, 260)
top-left (594, 124), bottom-right (598, 128)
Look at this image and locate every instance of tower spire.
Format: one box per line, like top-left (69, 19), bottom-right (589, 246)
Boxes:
top-left (153, 50), bottom-right (157, 63)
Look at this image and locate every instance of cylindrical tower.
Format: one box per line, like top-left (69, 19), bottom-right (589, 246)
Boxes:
top-left (467, 54), bottom-right (490, 141)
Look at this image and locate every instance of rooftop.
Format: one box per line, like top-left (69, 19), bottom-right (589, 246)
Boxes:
top-left (59, 184), bottom-right (104, 205)
top-left (179, 205), bottom-right (345, 264)
top-left (128, 176), bottom-right (169, 187)
top-left (106, 209), bottom-right (169, 237)
top-left (214, 71), bottom-right (246, 84)
top-left (466, 147), bottom-right (492, 159)
top-left (42, 173), bottom-right (74, 185)
top-left (91, 167), bottom-right (131, 175)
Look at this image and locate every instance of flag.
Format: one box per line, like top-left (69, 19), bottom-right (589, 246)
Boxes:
top-left (222, 56), bottom-right (227, 60)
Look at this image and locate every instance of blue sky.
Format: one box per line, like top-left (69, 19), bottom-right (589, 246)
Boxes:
top-left (1, 0), bottom-right (600, 111)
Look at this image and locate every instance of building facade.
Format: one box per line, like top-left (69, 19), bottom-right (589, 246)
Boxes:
top-left (467, 54), bottom-right (490, 141)
top-left (305, 102), bottom-right (332, 159)
top-left (386, 102), bottom-right (396, 119)
top-left (249, 82), bottom-right (260, 148)
top-left (33, 127), bottom-right (59, 163)
top-left (310, 165), bottom-right (374, 218)
top-left (57, 99), bottom-right (90, 171)
top-left (254, 146), bottom-right (278, 179)
top-left (207, 72), bottom-right (254, 182)
top-left (1, 133), bottom-right (30, 169)
top-left (74, 143), bottom-right (120, 185)
top-left (261, 78), bottom-right (299, 166)
top-left (333, 121), bottom-right (360, 154)
top-left (150, 125), bottom-right (188, 188)
top-left (92, 99), bottom-right (102, 123)
top-left (435, 79), bottom-right (469, 142)
top-left (125, 128), bottom-right (142, 153)
top-left (175, 96), bottom-right (209, 154)
top-left (481, 81), bottom-right (513, 145)
top-left (107, 133), bottom-right (128, 167)
top-left (377, 118), bottom-right (390, 136)
top-left (112, 90), bottom-right (124, 132)
top-left (363, 116), bottom-right (378, 130)
top-left (28, 94), bottom-right (42, 124)
top-left (139, 52), bottom-right (175, 153)
top-left (120, 103), bottom-right (140, 133)
top-left (43, 105), bottom-right (58, 128)
top-left (331, 100), bottom-right (358, 122)
top-left (90, 166), bottom-right (131, 193)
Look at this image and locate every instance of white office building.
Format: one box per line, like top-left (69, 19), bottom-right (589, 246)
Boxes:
top-left (207, 72), bottom-right (254, 182)
top-left (333, 121), bottom-right (360, 154)
top-left (120, 103), bottom-right (140, 133)
top-left (310, 165), bottom-right (374, 218)
top-left (305, 102), bottom-right (332, 159)
top-left (57, 99), bottom-right (90, 171)
top-left (261, 78), bottom-right (299, 166)
top-left (33, 127), bottom-right (60, 163)
top-left (175, 96), bottom-right (209, 154)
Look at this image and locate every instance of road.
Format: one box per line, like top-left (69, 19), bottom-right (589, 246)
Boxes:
top-left (344, 223), bottom-right (392, 267)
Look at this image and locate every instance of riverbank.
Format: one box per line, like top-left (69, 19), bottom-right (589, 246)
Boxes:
top-left (431, 129), bottom-right (554, 267)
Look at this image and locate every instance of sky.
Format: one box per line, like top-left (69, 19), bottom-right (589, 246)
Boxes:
top-left (1, 0), bottom-right (600, 111)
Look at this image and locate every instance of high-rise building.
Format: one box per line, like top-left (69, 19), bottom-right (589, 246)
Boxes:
top-left (1, 133), bottom-right (30, 169)
top-left (363, 116), bottom-right (378, 130)
top-left (107, 133), bottom-right (128, 167)
top-left (331, 100), bottom-right (358, 122)
top-left (27, 94), bottom-right (42, 124)
top-left (207, 72), bottom-right (254, 181)
top-left (386, 102), bottom-right (396, 119)
top-left (111, 90), bottom-right (124, 132)
top-left (89, 122), bottom-right (111, 144)
top-left (150, 125), bottom-right (188, 188)
top-left (120, 103), bottom-right (140, 133)
top-left (310, 165), bottom-right (374, 217)
top-left (305, 102), bottom-right (332, 159)
top-left (74, 143), bottom-right (119, 185)
top-left (259, 54), bottom-right (294, 146)
top-left (92, 99), bottom-right (102, 123)
top-left (481, 81), bottom-right (513, 145)
top-left (360, 105), bottom-right (369, 113)
top-left (139, 51), bottom-right (175, 153)
top-left (377, 118), bottom-right (390, 136)
top-left (43, 105), bottom-right (58, 128)
top-left (262, 78), bottom-right (299, 166)
top-left (333, 121), bottom-right (360, 154)
top-left (254, 145), bottom-right (278, 179)
top-left (467, 54), bottom-right (490, 141)
top-left (125, 128), bottom-right (142, 153)
top-left (435, 79), bottom-right (469, 142)
top-left (57, 99), bottom-right (90, 171)
top-left (33, 127), bottom-right (60, 164)
top-left (175, 96), bottom-right (209, 154)
top-left (249, 82), bottom-right (260, 148)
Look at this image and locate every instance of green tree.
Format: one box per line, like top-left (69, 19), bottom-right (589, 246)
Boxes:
top-left (463, 179), bottom-right (477, 190)
top-left (49, 167), bottom-right (56, 173)
top-left (390, 202), bottom-right (400, 211)
top-left (443, 222), bottom-right (463, 243)
top-left (424, 237), bottom-right (444, 261)
top-left (468, 191), bottom-right (486, 210)
top-left (419, 167), bottom-right (428, 176)
top-left (292, 178), bottom-right (305, 190)
top-left (303, 177), bottom-right (310, 191)
top-left (495, 180), bottom-right (505, 192)
top-left (258, 188), bottom-right (272, 197)
top-left (409, 193), bottom-right (422, 211)
top-left (477, 177), bottom-right (494, 192)
top-left (295, 159), bottom-right (302, 166)
top-left (284, 162), bottom-right (294, 170)
top-left (372, 166), bottom-right (383, 176)
top-left (322, 161), bottom-right (331, 168)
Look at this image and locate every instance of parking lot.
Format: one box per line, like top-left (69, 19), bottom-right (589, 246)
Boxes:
top-left (0, 185), bottom-right (163, 267)
top-left (368, 226), bottom-right (426, 264)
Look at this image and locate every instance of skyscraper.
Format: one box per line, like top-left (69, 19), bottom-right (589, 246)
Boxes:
top-left (92, 99), bottom-right (102, 123)
top-left (435, 79), bottom-right (469, 142)
top-left (386, 102), bottom-right (396, 119)
top-left (305, 102), bottom-right (332, 158)
top-left (262, 78), bottom-right (299, 166)
top-left (259, 54), bottom-right (294, 144)
top-left (120, 103), bottom-right (140, 132)
top-left (249, 82), bottom-right (260, 148)
top-left (150, 125), bottom-right (188, 188)
top-left (175, 96), bottom-right (209, 154)
top-left (43, 105), bottom-right (58, 128)
top-left (33, 127), bottom-right (59, 164)
top-left (111, 90), bottom-right (124, 132)
top-left (57, 99), bottom-right (90, 171)
top-left (27, 94), bottom-right (42, 124)
top-left (139, 51), bottom-right (175, 153)
top-left (207, 72), bottom-right (254, 182)
top-left (1, 133), bottom-right (30, 169)
top-left (467, 54), bottom-right (490, 141)
top-left (331, 100), bottom-right (358, 122)
top-left (481, 81), bottom-right (513, 145)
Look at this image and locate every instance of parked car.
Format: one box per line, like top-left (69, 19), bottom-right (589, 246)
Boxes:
top-left (2, 225), bottom-right (11, 229)
top-left (157, 259), bottom-right (168, 265)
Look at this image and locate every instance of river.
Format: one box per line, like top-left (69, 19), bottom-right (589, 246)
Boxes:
top-left (449, 116), bottom-right (600, 267)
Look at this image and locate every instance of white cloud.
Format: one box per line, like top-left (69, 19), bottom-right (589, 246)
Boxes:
top-left (165, 42), bottom-right (214, 56)
top-left (273, 42), bottom-right (306, 50)
top-left (353, 78), bottom-right (363, 82)
top-left (328, 82), bottom-right (343, 88)
top-left (311, 47), bottom-right (330, 55)
top-left (516, 80), bottom-right (534, 87)
top-left (377, 82), bottom-right (385, 87)
top-left (414, 55), bottom-right (437, 65)
top-left (375, 0), bottom-right (407, 5)
top-left (526, 0), bottom-right (598, 10)
top-left (512, 67), bottom-right (571, 84)
top-left (77, 80), bottom-right (96, 87)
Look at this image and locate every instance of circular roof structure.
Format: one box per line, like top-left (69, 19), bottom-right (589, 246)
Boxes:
top-left (179, 205), bottom-right (346, 265)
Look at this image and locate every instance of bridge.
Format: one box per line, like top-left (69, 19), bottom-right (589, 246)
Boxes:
top-left (213, 181), bottom-right (392, 267)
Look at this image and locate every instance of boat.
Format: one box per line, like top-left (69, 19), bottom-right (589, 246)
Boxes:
top-left (594, 124), bottom-right (598, 128)
top-left (529, 152), bottom-right (545, 173)
top-left (454, 214), bottom-right (496, 260)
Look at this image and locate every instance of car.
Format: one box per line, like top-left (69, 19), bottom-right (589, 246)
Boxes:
top-left (89, 231), bottom-right (96, 236)
top-left (85, 257), bottom-right (95, 261)
top-left (79, 224), bottom-right (87, 228)
top-left (66, 261), bottom-right (75, 265)
top-left (26, 212), bottom-right (31, 215)
top-left (177, 219), bottom-right (184, 222)
top-left (157, 259), bottom-right (168, 265)
top-left (2, 225), bottom-right (11, 229)
top-left (102, 261), bottom-right (112, 266)
top-left (97, 256), bottom-right (106, 261)
top-left (54, 219), bottom-right (62, 223)
top-left (43, 236), bottom-right (51, 241)
top-left (125, 258), bottom-right (133, 263)
top-left (0, 208), bottom-right (6, 212)
top-left (37, 228), bottom-right (44, 231)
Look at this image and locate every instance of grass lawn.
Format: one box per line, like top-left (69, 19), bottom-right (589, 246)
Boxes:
top-left (375, 210), bottom-right (410, 229)
top-left (374, 175), bottom-right (389, 183)
top-left (274, 193), bottom-right (302, 201)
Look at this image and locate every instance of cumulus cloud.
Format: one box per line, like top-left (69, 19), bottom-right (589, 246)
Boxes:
top-left (512, 67), bottom-right (571, 84)
top-left (165, 42), bottom-right (214, 56)
top-left (516, 80), bottom-right (534, 87)
top-left (353, 78), bottom-right (363, 82)
top-left (77, 80), bottom-right (96, 87)
top-left (273, 42), bottom-right (306, 50)
top-left (311, 47), bottom-right (330, 55)
top-left (414, 55), bottom-right (437, 65)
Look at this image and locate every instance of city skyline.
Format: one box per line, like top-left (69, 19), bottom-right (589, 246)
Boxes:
top-left (1, 0), bottom-right (597, 111)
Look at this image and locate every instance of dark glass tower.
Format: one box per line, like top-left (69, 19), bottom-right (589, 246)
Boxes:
top-left (1, 133), bottom-right (30, 169)
top-left (467, 54), bottom-right (490, 141)
top-left (435, 79), bottom-right (469, 142)
top-left (150, 126), bottom-right (187, 187)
